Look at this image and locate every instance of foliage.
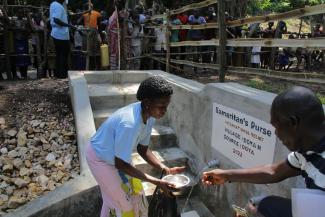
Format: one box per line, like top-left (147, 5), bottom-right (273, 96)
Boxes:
top-left (317, 93), bottom-right (325, 104)
top-left (248, 0), bottom-right (325, 15)
top-left (246, 78), bottom-right (325, 104)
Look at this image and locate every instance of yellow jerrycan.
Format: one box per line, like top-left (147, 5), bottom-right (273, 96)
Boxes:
top-left (100, 44), bottom-right (109, 68)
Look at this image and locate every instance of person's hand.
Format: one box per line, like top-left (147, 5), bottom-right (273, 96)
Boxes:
top-left (201, 169), bottom-right (228, 185)
top-left (70, 25), bottom-right (77, 31)
top-left (164, 166), bottom-right (186, 175)
top-left (157, 179), bottom-right (177, 197)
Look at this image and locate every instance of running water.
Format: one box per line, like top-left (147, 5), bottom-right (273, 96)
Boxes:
top-left (181, 159), bottom-right (220, 214)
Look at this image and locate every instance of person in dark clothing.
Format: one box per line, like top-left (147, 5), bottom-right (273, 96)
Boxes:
top-left (50, 0), bottom-right (76, 78)
top-left (12, 9), bottom-right (32, 79)
top-left (203, 86), bottom-right (325, 217)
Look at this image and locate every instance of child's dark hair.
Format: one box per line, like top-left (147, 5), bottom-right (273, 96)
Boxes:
top-left (136, 76), bottom-right (173, 101)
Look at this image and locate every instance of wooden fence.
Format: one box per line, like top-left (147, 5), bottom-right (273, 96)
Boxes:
top-left (146, 0), bottom-right (325, 82)
top-left (0, 3), bottom-right (96, 80)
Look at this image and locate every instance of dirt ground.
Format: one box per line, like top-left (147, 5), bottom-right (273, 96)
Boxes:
top-left (0, 71), bottom-right (324, 128)
top-left (174, 67), bottom-right (325, 98)
top-left (0, 78), bottom-right (71, 131)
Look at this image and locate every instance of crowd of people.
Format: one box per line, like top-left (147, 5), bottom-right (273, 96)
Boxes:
top-left (248, 21), bottom-right (325, 71)
top-left (0, 0), bottom-right (324, 80)
top-left (0, 0), bottom-right (108, 80)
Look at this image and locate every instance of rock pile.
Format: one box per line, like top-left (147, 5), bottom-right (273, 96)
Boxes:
top-left (0, 79), bottom-right (78, 215)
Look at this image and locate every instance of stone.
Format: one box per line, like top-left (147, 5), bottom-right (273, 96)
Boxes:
top-left (5, 186), bottom-right (15, 196)
top-left (18, 147), bottom-right (28, 156)
top-left (36, 175), bottom-right (49, 187)
top-left (27, 127), bottom-right (34, 134)
top-left (57, 137), bottom-right (64, 145)
top-left (64, 154), bottom-right (73, 169)
top-left (55, 160), bottom-right (63, 168)
top-left (8, 139), bottom-right (16, 145)
top-left (2, 164), bottom-right (13, 172)
top-left (7, 150), bottom-right (18, 158)
top-left (0, 182), bottom-right (8, 189)
top-left (32, 164), bottom-right (45, 175)
top-left (63, 132), bottom-right (74, 137)
top-left (24, 160), bottom-right (32, 168)
top-left (17, 130), bottom-right (27, 146)
top-left (0, 194), bottom-right (8, 206)
top-left (0, 148), bottom-right (8, 155)
top-left (49, 131), bottom-right (59, 141)
top-left (53, 170), bottom-right (65, 182)
top-left (47, 180), bottom-right (56, 191)
top-left (13, 178), bottom-right (29, 188)
top-left (45, 153), bottom-right (56, 162)
top-left (7, 129), bottom-right (17, 137)
top-left (48, 160), bottom-right (56, 167)
top-left (12, 159), bottom-right (23, 169)
top-left (39, 122), bottom-right (45, 128)
top-left (40, 136), bottom-right (48, 144)
top-left (42, 143), bottom-right (51, 151)
top-left (30, 120), bottom-right (41, 128)
top-left (0, 175), bottom-right (11, 183)
top-left (0, 117), bottom-right (5, 125)
top-left (19, 167), bottom-right (31, 177)
top-left (7, 196), bottom-right (27, 209)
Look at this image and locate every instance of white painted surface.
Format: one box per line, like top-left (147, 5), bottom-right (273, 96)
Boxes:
top-left (211, 103), bottom-right (276, 168)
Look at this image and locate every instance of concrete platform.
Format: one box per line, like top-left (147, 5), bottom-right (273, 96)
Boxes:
top-left (6, 70), bottom-right (219, 217)
top-left (88, 83), bottom-right (139, 110)
top-left (177, 197), bottom-right (215, 217)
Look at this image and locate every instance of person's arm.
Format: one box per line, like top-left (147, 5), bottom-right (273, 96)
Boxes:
top-left (202, 160), bottom-right (301, 185)
top-left (97, 13), bottom-right (102, 28)
top-left (115, 156), bottom-right (176, 194)
top-left (54, 17), bottom-right (75, 29)
top-left (77, 15), bottom-right (84, 25)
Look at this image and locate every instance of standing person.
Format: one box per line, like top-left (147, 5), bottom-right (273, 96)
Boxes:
top-left (12, 9), bottom-right (32, 79)
top-left (50, 0), bottom-right (75, 78)
top-left (202, 86), bottom-right (325, 217)
top-left (0, 9), bottom-right (5, 80)
top-left (30, 12), bottom-right (45, 77)
top-left (153, 19), bottom-right (166, 70)
top-left (170, 14), bottom-right (182, 72)
top-left (261, 22), bottom-right (275, 68)
top-left (251, 46), bottom-right (261, 68)
top-left (86, 76), bottom-right (185, 217)
top-left (107, 7), bottom-right (119, 70)
top-left (177, 12), bottom-right (188, 70)
top-left (188, 9), bottom-right (206, 72)
top-left (203, 7), bottom-right (217, 66)
top-left (78, 5), bottom-right (101, 70)
top-left (46, 19), bottom-right (56, 78)
top-left (127, 9), bottom-right (140, 70)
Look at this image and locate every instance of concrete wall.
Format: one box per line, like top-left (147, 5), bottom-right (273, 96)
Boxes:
top-left (148, 71), bottom-right (306, 216)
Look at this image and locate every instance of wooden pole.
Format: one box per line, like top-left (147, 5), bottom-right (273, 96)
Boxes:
top-left (165, 10), bottom-right (171, 73)
top-left (120, 0), bottom-right (129, 70)
top-left (218, 0), bottom-right (227, 82)
top-left (298, 18), bottom-right (303, 38)
top-left (85, 1), bottom-right (92, 70)
top-left (41, 6), bottom-right (48, 77)
top-left (3, 0), bottom-right (12, 80)
top-left (116, 7), bottom-right (121, 70)
top-left (227, 4), bottom-right (325, 27)
top-left (36, 33), bottom-right (42, 78)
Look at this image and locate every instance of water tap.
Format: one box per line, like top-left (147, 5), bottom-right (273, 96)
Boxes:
top-left (195, 159), bottom-right (220, 182)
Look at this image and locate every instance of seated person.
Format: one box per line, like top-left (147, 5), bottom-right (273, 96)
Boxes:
top-left (203, 86), bottom-right (325, 217)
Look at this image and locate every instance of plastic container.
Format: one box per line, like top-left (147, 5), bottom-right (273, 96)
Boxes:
top-left (100, 44), bottom-right (109, 68)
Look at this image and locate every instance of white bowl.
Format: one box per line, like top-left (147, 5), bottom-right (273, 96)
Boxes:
top-left (162, 174), bottom-right (191, 189)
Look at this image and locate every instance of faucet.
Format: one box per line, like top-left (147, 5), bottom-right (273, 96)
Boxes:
top-left (195, 159), bottom-right (220, 182)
